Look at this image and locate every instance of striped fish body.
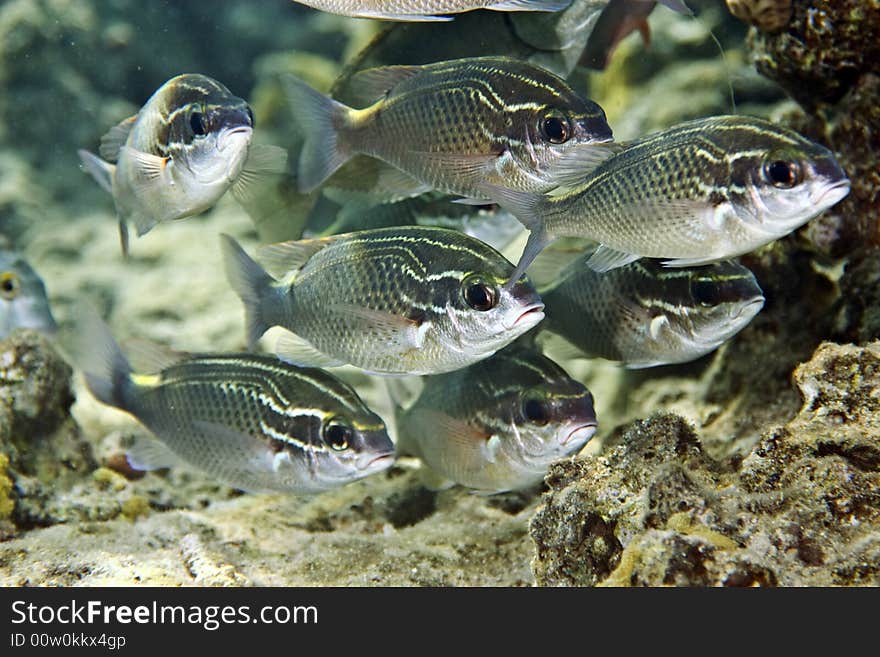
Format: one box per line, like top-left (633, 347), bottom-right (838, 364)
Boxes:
top-left (540, 257), bottom-right (765, 367)
top-left (285, 56), bottom-right (612, 195)
top-left (97, 352), bottom-right (394, 494)
top-left (222, 227), bottom-right (545, 375)
top-left (494, 115), bottom-right (851, 280)
top-left (397, 345), bottom-right (597, 492)
top-left (0, 249), bottom-right (57, 339)
top-left (292, 0), bottom-right (572, 21)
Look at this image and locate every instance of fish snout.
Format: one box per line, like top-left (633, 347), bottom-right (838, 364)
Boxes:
top-left (560, 422), bottom-right (598, 447)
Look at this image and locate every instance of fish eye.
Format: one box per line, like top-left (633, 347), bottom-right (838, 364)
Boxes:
top-left (762, 157), bottom-right (802, 189)
top-left (540, 111), bottom-right (572, 145)
top-left (461, 274), bottom-right (497, 312)
top-left (322, 418), bottom-right (353, 451)
top-left (522, 398), bottom-right (551, 426)
top-left (0, 272), bottom-right (20, 300)
top-left (190, 110), bottom-right (208, 136)
top-left (691, 278), bottom-right (719, 307)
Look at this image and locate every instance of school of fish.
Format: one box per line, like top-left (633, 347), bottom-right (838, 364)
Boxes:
top-left (36, 0), bottom-right (849, 496)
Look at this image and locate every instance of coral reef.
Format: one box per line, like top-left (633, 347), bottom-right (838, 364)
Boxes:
top-left (530, 342), bottom-right (880, 586)
top-left (726, 0), bottom-right (792, 33)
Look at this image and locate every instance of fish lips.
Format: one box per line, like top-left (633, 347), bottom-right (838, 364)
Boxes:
top-left (810, 178), bottom-right (851, 209)
top-left (505, 302), bottom-right (545, 331)
top-left (356, 451), bottom-right (396, 474)
top-left (560, 422), bottom-right (598, 448)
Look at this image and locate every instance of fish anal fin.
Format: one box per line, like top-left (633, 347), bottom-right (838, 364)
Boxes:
top-left (586, 245), bottom-right (640, 272)
top-left (274, 328), bottom-right (345, 369)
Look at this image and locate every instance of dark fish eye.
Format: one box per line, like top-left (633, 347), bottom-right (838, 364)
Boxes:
top-left (323, 418), bottom-right (353, 451)
top-left (0, 272), bottom-right (20, 300)
top-left (691, 278), bottom-right (719, 306)
top-left (763, 158), bottom-right (802, 189)
top-left (540, 112), bottom-right (571, 145)
top-left (522, 398), bottom-right (550, 426)
top-left (190, 110), bottom-right (208, 136)
top-left (461, 274), bottom-right (497, 311)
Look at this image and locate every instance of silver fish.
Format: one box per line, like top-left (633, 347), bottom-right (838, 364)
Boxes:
top-left (484, 115), bottom-right (852, 283)
top-left (79, 73), bottom-right (287, 254)
top-left (0, 249), bottom-right (57, 339)
top-left (284, 56), bottom-right (613, 197)
top-left (397, 344), bottom-right (597, 493)
top-left (539, 256), bottom-right (765, 367)
top-left (74, 312), bottom-right (394, 494)
top-left (291, 0), bottom-right (572, 22)
top-left (221, 227), bottom-right (545, 375)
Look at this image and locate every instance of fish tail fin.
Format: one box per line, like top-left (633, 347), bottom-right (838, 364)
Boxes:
top-left (283, 74), bottom-right (356, 193)
top-left (78, 149), bottom-right (115, 194)
top-left (69, 306), bottom-right (132, 409)
top-left (220, 234), bottom-right (277, 349)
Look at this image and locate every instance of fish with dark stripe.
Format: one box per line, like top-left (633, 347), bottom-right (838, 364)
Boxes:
top-left (539, 256), bottom-right (764, 367)
top-left (284, 56), bottom-right (612, 196)
top-left (74, 312), bottom-right (394, 493)
top-left (396, 344), bottom-right (596, 493)
top-left (221, 226), bottom-right (545, 375)
top-left (484, 115), bottom-right (851, 282)
top-left (79, 74), bottom-right (287, 254)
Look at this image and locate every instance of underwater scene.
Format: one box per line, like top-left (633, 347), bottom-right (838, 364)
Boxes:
top-left (0, 0), bottom-right (878, 586)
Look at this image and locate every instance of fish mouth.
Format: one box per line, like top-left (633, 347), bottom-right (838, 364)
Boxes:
top-left (560, 423), bottom-right (598, 447)
top-left (217, 126), bottom-right (253, 152)
top-left (734, 296), bottom-right (766, 320)
top-left (358, 452), bottom-right (395, 473)
top-left (810, 180), bottom-right (851, 207)
top-left (507, 303), bottom-right (545, 330)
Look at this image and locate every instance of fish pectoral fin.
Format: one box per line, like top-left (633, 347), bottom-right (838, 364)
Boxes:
top-left (348, 65), bottom-right (423, 104)
top-left (586, 245), bottom-right (640, 272)
top-left (232, 143), bottom-right (289, 202)
top-left (274, 329), bottom-right (345, 369)
top-left (256, 236), bottom-right (332, 279)
top-left (384, 376), bottom-right (425, 412)
top-left (126, 435), bottom-right (183, 472)
top-left (327, 303), bottom-right (427, 349)
top-left (411, 151), bottom-right (497, 187)
top-left (358, 12), bottom-right (454, 22)
top-left (490, 0), bottom-right (572, 11)
top-left (98, 114), bottom-right (138, 162)
top-left (191, 420), bottom-right (276, 477)
top-left (453, 197), bottom-right (494, 206)
top-left (507, 228), bottom-right (552, 289)
top-left (412, 408), bottom-right (492, 470)
top-left (78, 149), bottom-right (115, 194)
top-left (548, 142), bottom-right (621, 188)
top-left (536, 331), bottom-right (588, 363)
top-left (119, 146), bottom-right (169, 184)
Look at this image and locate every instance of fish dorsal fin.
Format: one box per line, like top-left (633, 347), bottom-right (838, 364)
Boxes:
top-left (548, 142), bottom-right (621, 189)
top-left (123, 338), bottom-right (189, 374)
top-left (126, 435), bottom-right (183, 472)
top-left (256, 237), bottom-right (333, 279)
top-left (99, 114), bottom-right (138, 162)
top-left (274, 329), bottom-right (345, 369)
top-left (347, 65), bottom-right (422, 104)
top-left (586, 245), bottom-right (640, 273)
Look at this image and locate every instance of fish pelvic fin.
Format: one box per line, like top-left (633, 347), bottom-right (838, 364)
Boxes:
top-left (283, 74), bottom-right (358, 193)
top-left (220, 234), bottom-right (278, 350)
top-left (489, 0), bottom-right (572, 12)
top-left (69, 306), bottom-right (132, 410)
top-left (78, 149), bottom-right (115, 194)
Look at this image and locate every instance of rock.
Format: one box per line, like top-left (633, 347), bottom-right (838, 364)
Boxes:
top-left (530, 342), bottom-right (880, 586)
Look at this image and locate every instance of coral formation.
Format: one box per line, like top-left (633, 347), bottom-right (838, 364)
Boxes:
top-left (726, 0), bottom-right (792, 33)
top-left (530, 342), bottom-right (880, 586)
